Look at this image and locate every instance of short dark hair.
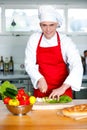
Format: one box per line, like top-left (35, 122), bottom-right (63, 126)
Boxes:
top-left (84, 50), bottom-right (87, 54)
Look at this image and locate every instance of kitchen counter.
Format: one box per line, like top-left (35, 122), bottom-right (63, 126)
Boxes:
top-left (0, 71), bottom-right (29, 80)
top-left (0, 70), bottom-right (87, 81)
top-left (0, 100), bottom-right (87, 130)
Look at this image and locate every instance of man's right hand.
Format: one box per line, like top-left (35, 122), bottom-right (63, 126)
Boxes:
top-left (37, 77), bottom-right (48, 93)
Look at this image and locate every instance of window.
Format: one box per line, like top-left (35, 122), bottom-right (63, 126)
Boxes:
top-left (0, 5), bottom-right (86, 34)
top-left (0, 8), bottom-right (1, 32)
top-left (5, 8), bottom-right (65, 33)
top-left (56, 9), bottom-right (65, 32)
top-left (5, 9), bottom-right (40, 32)
top-left (68, 9), bottom-right (87, 33)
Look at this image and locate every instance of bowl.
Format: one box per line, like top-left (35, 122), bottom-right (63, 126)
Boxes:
top-left (6, 104), bottom-right (33, 116)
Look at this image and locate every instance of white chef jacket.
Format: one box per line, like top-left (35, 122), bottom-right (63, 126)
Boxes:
top-left (25, 31), bottom-right (83, 91)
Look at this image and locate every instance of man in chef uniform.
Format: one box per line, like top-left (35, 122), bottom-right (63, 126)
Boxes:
top-left (25, 5), bottom-right (83, 99)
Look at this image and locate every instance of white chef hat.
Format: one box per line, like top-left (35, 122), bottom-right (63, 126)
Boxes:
top-left (38, 5), bottom-right (63, 27)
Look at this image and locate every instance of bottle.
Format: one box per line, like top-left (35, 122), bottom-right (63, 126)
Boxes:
top-left (0, 56), bottom-right (4, 73)
top-left (9, 56), bottom-right (14, 73)
top-left (85, 57), bottom-right (87, 74)
top-left (84, 50), bottom-right (87, 75)
top-left (4, 57), bottom-right (9, 74)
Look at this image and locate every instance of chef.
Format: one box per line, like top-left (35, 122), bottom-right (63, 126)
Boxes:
top-left (25, 5), bottom-right (83, 99)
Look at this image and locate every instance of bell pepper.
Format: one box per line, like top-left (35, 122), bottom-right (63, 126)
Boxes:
top-left (29, 96), bottom-right (36, 105)
top-left (18, 88), bottom-right (25, 96)
top-left (3, 97), bottom-right (11, 104)
top-left (8, 99), bottom-right (19, 106)
top-left (16, 93), bottom-right (22, 101)
top-left (19, 99), bottom-right (30, 105)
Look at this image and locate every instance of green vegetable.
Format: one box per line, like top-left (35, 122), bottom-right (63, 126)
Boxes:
top-left (3, 91), bottom-right (15, 99)
top-left (42, 97), bottom-right (59, 103)
top-left (43, 95), bottom-right (72, 103)
top-left (0, 81), bottom-right (17, 99)
top-left (58, 95), bottom-right (72, 103)
top-left (6, 88), bottom-right (18, 96)
top-left (27, 92), bottom-right (32, 96)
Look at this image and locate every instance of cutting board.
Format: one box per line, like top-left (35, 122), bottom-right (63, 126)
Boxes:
top-left (32, 99), bottom-right (87, 110)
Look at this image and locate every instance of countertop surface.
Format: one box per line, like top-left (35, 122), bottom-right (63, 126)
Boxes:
top-left (0, 70), bottom-right (29, 80)
top-left (0, 100), bottom-right (87, 130)
top-left (0, 70), bottom-right (87, 81)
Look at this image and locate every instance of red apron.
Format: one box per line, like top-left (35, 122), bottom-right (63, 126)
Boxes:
top-left (34, 32), bottom-right (72, 98)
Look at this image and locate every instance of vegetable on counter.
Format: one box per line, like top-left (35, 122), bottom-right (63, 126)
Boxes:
top-left (6, 88), bottom-right (18, 96)
top-left (4, 91), bottom-right (16, 99)
top-left (3, 87), bottom-right (18, 99)
top-left (0, 81), bottom-right (17, 99)
top-left (42, 95), bottom-right (72, 103)
top-left (0, 81), bottom-right (36, 106)
top-left (29, 96), bottom-right (36, 105)
top-left (8, 99), bottom-right (20, 106)
top-left (58, 95), bottom-right (72, 103)
top-left (3, 97), bottom-right (11, 104)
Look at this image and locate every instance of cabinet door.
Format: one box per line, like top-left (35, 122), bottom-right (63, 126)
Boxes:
top-left (73, 80), bottom-right (87, 99)
top-left (74, 88), bottom-right (87, 99)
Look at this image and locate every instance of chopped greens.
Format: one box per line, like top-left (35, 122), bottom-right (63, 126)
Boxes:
top-left (58, 95), bottom-right (72, 103)
top-left (42, 95), bottom-right (72, 103)
top-left (42, 97), bottom-right (59, 103)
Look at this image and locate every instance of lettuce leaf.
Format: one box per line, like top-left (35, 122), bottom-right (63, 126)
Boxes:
top-left (0, 81), bottom-right (17, 98)
top-left (42, 95), bottom-right (72, 103)
top-left (58, 95), bottom-right (72, 103)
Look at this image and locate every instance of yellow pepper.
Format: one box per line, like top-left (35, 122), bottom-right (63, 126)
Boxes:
top-left (29, 96), bottom-right (36, 105)
top-left (8, 99), bottom-right (19, 106)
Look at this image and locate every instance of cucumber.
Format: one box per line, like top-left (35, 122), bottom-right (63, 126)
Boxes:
top-left (4, 91), bottom-right (15, 99)
top-left (6, 88), bottom-right (18, 96)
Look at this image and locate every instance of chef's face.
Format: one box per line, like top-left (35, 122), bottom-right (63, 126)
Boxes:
top-left (40, 22), bottom-right (58, 39)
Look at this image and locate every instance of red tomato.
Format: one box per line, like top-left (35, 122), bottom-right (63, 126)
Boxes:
top-left (23, 93), bottom-right (29, 100)
top-left (18, 88), bottom-right (25, 95)
top-left (19, 99), bottom-right (30, 105)
top-left (16, 93), bottom-right (22, 100)
top-left (3, 97), bottom-right (11, 104)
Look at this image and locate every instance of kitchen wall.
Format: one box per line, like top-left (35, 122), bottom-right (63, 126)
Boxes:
top-left (69, 35), bottom-right (87, 56)
top-left (0, 35), bottom-right (29, 70)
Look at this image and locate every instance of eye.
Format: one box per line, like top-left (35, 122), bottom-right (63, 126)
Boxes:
top-left (50, 24), bottom-right (54, 27)
top-left (41, 24), bottom-right (47, 27)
